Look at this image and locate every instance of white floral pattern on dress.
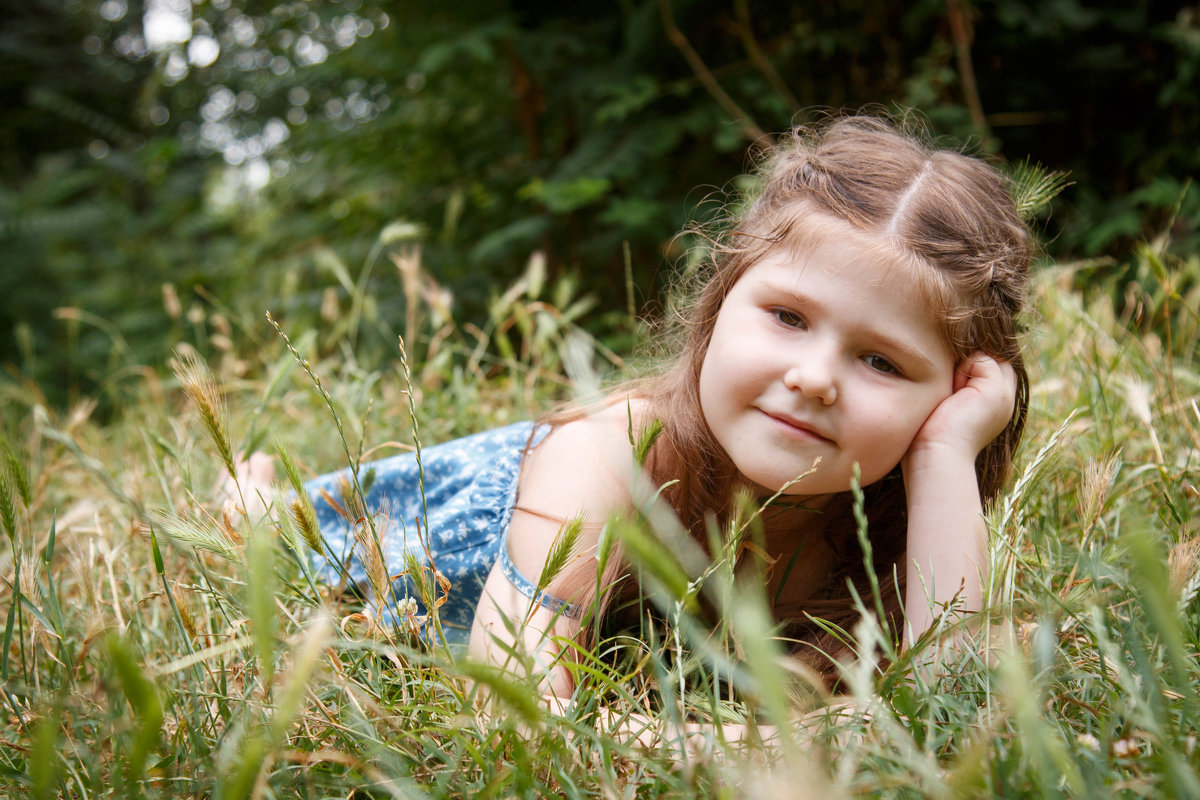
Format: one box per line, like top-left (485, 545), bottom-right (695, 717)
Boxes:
top-left (307, 422), bottom-right (553, 643)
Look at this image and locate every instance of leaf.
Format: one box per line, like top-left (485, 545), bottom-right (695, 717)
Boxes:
top-left (246, 528), bottom-right (277, 683)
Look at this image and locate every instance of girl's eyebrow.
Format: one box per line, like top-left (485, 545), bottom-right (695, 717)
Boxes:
top-left (767, 283), bottom-right (942, 371)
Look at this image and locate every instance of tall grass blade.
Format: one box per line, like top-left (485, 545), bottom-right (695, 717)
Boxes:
top-left (107, 633), bottom-right (164, 789)
top-left (612, 516), bottom-right (697, 613)
top-left (1, 597), bottom-right (15, 683)
top-left (5, 582), bottom-right (60, 640)
top-left (31, 707), bottom-right (60, 800)
top-left (38, 514), bottom-right (65, 647)
top-left (849, 465), bottom-right (888, 637)
top-left (269, 611), bottom-right (330, 741)
top-left (247, 526), bottom-right (277, 685)
top-left (221, 731), bottom-right (268, 800)
top-left (267, 311), bottom-right (379, 546)
top-left (999, 650), bottom-right (1084, 797)
top-left (457, 659), bottom-right (544, 726)
top-left (41, 511), bottom-right (54, 564)
top-left (1127, 531), bottom-right (1197, 713)
top-left (728, 583), bottom-right (796, 755)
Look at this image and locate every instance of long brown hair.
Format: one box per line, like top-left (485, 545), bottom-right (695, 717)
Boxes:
top-left (554, 113), bottom-right (1032, 675)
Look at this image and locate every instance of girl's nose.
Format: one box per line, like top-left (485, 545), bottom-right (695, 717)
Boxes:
top-left (783, 354), bottom-right (838, 405)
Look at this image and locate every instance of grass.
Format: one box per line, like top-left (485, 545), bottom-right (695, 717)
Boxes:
top-left (0, 232), bottom-right (1198, 798)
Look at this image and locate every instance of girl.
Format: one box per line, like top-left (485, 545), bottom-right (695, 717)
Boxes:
top-left (272, 114), bottom-right (1030, 696)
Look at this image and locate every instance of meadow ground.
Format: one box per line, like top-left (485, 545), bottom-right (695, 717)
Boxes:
top-left (1, 239), bottom-right (1198, 798)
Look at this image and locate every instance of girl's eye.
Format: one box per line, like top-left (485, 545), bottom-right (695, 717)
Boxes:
top-left (772, 308), bottom-right (806, 329)
top-left (864, 354), bottom-right (901, 375)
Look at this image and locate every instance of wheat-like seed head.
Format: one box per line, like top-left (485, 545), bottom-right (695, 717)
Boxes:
top-left (171, 349), bottom-right (236, 480)
top-left (274, 442), bottom-right (324, 555)
top-left (1079, 452), bottom-right (1120, 536)
top-left (0, 473), bottom-right (15, 543)
top-left (2, 439), bottom-right (31, 508)
top-left (1008, 160), bottom-right (1072, 222)
top-left (148, 508), bottom-right (241, 562)
top-left (400, 545), bottom-right (429, 617)
top-left (288, 498), bottom-right (324, 555)
top-left (353, 514), bottom-right (391, 609)
top-left (17, 548), bottom-right (40, 604)
top-left (536, 515), bottom-right (584, 602)
top-left (1168, 534), bottom-right (1200, 605)
top-left (336, 475), bottom-right (365, 524)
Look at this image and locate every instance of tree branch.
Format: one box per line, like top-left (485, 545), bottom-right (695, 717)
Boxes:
top-left (733, 0), bottom-right (800, 115)
top-left (658, 0), bottom-right (772, 146)
top-left (946, 0), bottom-right (989, 135)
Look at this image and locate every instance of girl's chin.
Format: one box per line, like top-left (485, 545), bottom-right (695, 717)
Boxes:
top-left (741, 478), bottom-right (835, 507)
top-left (740, 464), bottom-right (899, 501)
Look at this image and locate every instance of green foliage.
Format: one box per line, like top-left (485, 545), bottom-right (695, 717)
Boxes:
top-left (3, 0), bottom-right (1197, 413)
top-left (1, 6), bottom-right (1199, 789)
top-left (0, 220), bottom-right (1198, 795)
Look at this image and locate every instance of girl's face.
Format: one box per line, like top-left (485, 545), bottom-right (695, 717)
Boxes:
top-left (698, 229), bottom-right (957, 496)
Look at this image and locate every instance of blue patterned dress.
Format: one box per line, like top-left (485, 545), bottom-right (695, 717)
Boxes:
top-left (306, 421), bottom-right (579, 644)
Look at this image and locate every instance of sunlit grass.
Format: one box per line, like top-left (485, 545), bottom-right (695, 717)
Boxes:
top-left (1, 235), bottom-right (1198, 797)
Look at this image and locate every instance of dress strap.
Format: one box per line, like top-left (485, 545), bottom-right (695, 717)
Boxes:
top-left (497, 542), bottom-right (583, 619)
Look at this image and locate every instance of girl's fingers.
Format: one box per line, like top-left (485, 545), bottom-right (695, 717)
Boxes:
top-left (955, 352), bottom-right (1004, 389)
top-left (916, 353), bottom-right (1016, 456)
top-left (954, 353), bottom-right (1017, 446)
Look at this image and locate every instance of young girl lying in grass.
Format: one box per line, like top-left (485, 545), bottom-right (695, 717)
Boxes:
top-left (240, 114), bottom-right (1031, 698)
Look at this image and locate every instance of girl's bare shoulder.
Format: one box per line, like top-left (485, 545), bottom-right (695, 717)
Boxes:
top-left (517, 395), bottom-right (653, 520)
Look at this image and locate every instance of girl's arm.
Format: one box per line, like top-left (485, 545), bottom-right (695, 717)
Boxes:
top-left (901, 353), bottom-right (1017, 643)
top-left (468, 402), bottom-right (641, 696)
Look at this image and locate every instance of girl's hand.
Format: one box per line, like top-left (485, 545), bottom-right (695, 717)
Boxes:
top-left (901, 353), bottom-right (1014, 641)
top-left (906, 353), bottom-right (1017, 466)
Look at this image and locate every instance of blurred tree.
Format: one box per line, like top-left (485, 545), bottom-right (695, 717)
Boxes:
top-left (967, 0), bottom-right (1200, 256)
top-left (1, 0), bottom-right (1196, 412)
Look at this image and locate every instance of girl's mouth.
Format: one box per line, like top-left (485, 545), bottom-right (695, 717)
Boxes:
top-left (759, 409), bottom-right (835, 444)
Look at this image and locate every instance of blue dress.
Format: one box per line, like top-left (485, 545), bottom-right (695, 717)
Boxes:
top-left (306, 421), bottom-right (580, 644)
